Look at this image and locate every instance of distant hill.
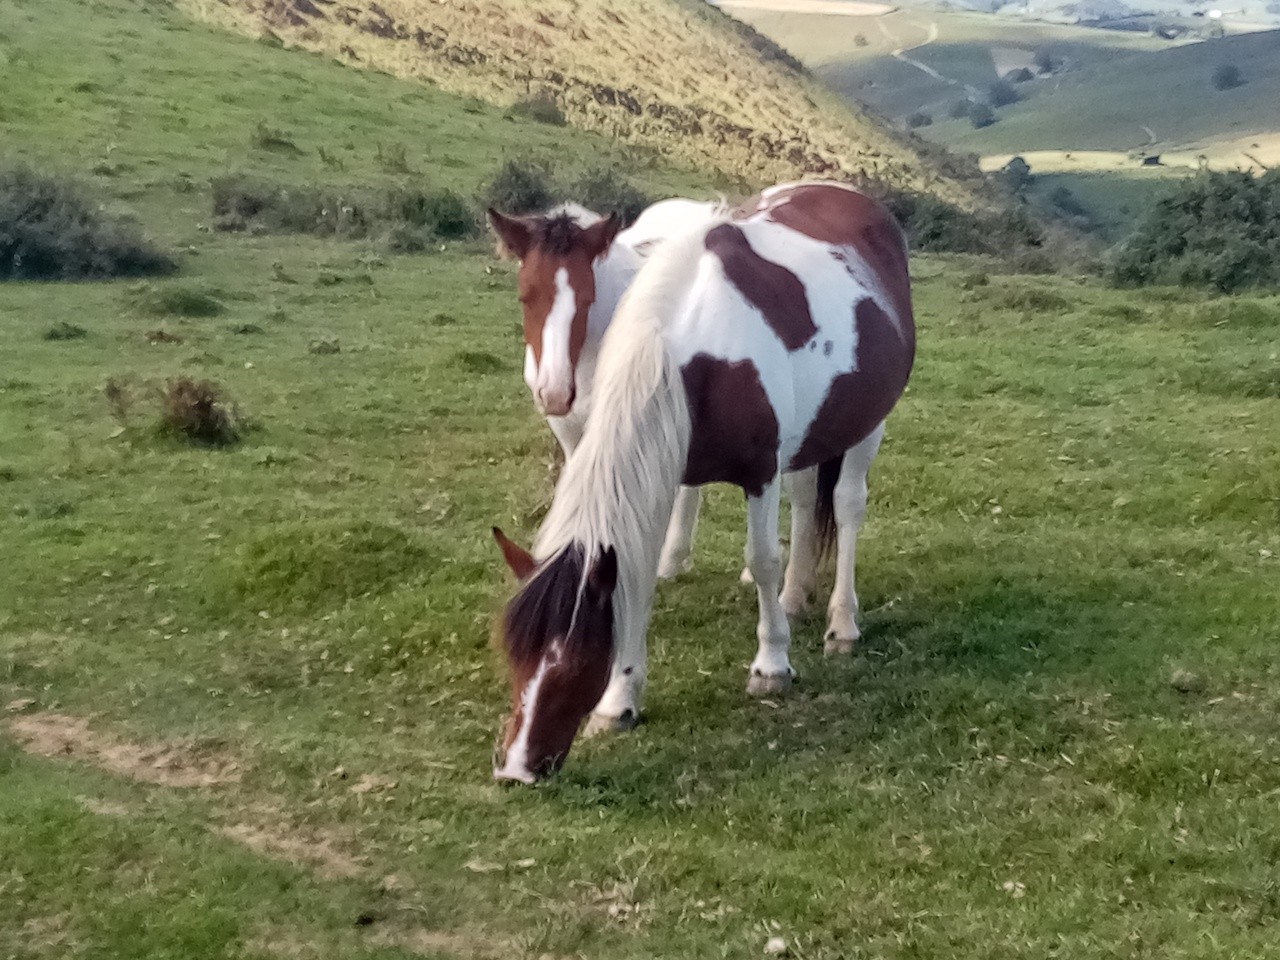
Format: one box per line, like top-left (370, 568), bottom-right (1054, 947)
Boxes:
top-left (175, 0), bottom-right (983, 205)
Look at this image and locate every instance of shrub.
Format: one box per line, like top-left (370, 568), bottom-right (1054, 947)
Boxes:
top-left (569, 168), bottom-right (652, 224)
top-left (481, 158), bottom-right (558, 214)
top-left (906, 111), bottom-right (933, 129)
top-left (880, 190), bottom-right (1043, 256)
top-left (384, 186), bottom-right (477, 240)
top-left (1110, 169), bottom-right (1280, 292)
top-left (0, 167), bottom-right (174, 281)
top-left (157, 377), bottom-right (242, 445)
top-left (969, 102), bottom-right (996, 128)
top-left (506, 90), bottom-right (567, 126)
top-left (853, 33), bottom-right (869, 47)
top-left (129, 282), bottom-right (225, 317)
top-left (376, 142), bottom-right (413, 174)
top-left (948, 99), bottom-right (972, 120)
top-left (210, 176), bottom-right (477, 248)
top-left (44, 321), bottom-right (87, 341)
top-left (988, 80), bottom-right (1020, 107)
top-left (1033, 49), bottom-right (1060, 74)
top-left (996, 156), bottom-right (1033, 194)
top-left (1211, 64), bottom-right (1243, 91)
top-left (1048, 185), bottom-right (1088, 219)
top-left (1006, 67), bottom-right (1035, 83)
top-left (250, 121), bottom-right (301, 154)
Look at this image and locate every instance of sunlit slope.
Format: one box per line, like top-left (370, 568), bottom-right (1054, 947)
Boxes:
top-left (176, 0), bottom-right (982, 204)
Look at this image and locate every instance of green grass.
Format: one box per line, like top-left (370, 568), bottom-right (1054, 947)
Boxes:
top-left (4, 1), bottom-right (1280, 958)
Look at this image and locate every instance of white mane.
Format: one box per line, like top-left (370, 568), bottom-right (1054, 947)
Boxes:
top-left (545, 202), bottom-right (603, 227)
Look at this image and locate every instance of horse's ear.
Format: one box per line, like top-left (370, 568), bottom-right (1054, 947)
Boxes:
top-left (585, 547), bottom-right (618, 605)
top-left (492, 527), bottom-right (537, 580)
top-left (582, 212), bottom-right (622, 261)
top-left (488, 209), bottom-right (533, 261)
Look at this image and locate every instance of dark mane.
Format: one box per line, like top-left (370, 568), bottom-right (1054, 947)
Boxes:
top-left (502, 541), bottom-right (587, 668)
top-left (535, 214), bottom-right (588, 257)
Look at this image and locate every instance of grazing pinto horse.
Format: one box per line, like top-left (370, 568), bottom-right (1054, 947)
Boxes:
top-left (488, 198), bottom-right (728, 579)
top-left (491, 182), bottom-right (915, 782)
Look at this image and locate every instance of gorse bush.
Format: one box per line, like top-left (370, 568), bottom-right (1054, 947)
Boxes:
top-left (481, 158), bottom-right (559, 215)
top-left (569, 167), bottom-right (653, 225)
top-left (880, 190), bottom-right (1043, 256)
top-left (988, 80), bottom-right (1020, 108)
top-left (1211, 64), bottom-right (1243, 91)
top-left (211, 176), bottom-right (478, 246)
top-left (1110, 169), bottom-right (1280, 293)
top-left (906, 112), bottom-right (933, 129)
top-left (481, 159), bottom-right (652, 224)
top-left (506, 90), bottom-right (566, 126)
top-left (1, 167), bottom-right (174, 280)
top-left (157, 377), bottom-right (242, 446)
top-left (969, 103), bottom-right (996, 128)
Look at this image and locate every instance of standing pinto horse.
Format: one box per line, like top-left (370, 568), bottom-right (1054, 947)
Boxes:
top-left (488, 198), bottom-right (728, 579)
top-left (491, 183), bottom-right (915, 782)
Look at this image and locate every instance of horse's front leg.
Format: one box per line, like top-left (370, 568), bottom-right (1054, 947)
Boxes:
top-left (546, 410), bottom-right (585, 460)
top-left (657, 485), bottom-right (701, 579)
top-left (583, 651), bottom-right (646, 736)
top-left (745, 477), bottom-right (795, 696)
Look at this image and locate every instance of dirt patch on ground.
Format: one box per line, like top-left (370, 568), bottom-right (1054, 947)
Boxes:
top-left (6, 712), bottom-right (242, 788)
top-left (244, 923), bottom-right (511, 959)
top-left (216, 820), bottom-right (368, 880)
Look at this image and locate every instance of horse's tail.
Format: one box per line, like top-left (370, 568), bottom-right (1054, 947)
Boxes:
top-left (814, 455), bottom-right (844, 561)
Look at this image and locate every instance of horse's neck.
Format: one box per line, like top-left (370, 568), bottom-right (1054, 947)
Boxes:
top-left (587, 243), bottom-right (644, 346)
top-left (536, 314), bottom-right (691, 660)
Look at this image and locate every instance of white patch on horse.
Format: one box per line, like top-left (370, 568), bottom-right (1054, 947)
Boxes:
top-left (493, 643), bottom-right (561, 783)
top-left (533, 267), bottom-right (579, 416)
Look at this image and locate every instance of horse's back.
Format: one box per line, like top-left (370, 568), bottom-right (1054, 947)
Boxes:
top-left (673, 182), bottom-right (915, 486)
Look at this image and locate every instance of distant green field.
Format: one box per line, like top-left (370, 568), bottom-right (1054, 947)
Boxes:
top-left (5, 1), bottom-right (1280, 959)
top-left (936, 29), bottom-right (1280, 155)
top-left (730, 7), bottom-right (1169, 122)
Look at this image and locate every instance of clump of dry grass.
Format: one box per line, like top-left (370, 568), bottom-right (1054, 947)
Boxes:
top-left (157, 377), bottom-right (243, 445)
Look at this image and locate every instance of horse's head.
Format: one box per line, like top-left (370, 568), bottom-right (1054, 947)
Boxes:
top-left (487, 207), bottom-right (621, 417)
top-left (491, 528), bottom-right (617, 783)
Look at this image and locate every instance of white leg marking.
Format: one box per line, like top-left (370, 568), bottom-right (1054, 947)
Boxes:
top-left (584, 658), bottom-right (645, 736)
top-left (657, 485), bottom-right (701, 579)
top-left (745, 477), bottom-right (795, 696)
top-left (824, 424), bottom-right (885, 656)
top-left (780, 467), bottom-right (819, 618)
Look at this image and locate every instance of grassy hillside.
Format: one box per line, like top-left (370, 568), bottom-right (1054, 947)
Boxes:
top-left (5, 0), bottom-right (1280, 958)
top-left (175, 0), bottom-right (983, 204)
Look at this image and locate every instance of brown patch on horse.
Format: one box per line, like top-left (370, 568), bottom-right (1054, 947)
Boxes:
top-left (747, 184), bottom-right (915, 335)
top-left (496, 544), bottom-right (616, 780)
top-left (704, 223), bottom-right (816, 351)
top-left (681, 353), bottom-right (779, 498)
top-left (789, 299), bottom-right (914, 472)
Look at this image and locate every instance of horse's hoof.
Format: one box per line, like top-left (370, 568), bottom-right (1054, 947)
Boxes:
top-left (583, 708), bottom-right (639, 737)
top-left (747, 671), bottom-right (794, 697)
top-left (823, 636), bottom-right (857, 657)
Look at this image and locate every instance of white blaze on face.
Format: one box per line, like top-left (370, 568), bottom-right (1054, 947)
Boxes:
top-left (532, 267), bottom-right (579, 417)
top-left (493, 644), bottom-right (560, 783)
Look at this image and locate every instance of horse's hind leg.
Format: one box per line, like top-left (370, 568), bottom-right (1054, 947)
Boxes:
top-left (745, 477), bottom-right (795, 696)
top-left (824, 423), bottom-right (885, 657)
top-left (657, 485), bottom-right (701, 579)
top-left (780, 466), bottom-right (818, 617)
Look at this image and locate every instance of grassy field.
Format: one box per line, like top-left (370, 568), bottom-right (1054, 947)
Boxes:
top-left (5, 1), bottom-right (1280, 958)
